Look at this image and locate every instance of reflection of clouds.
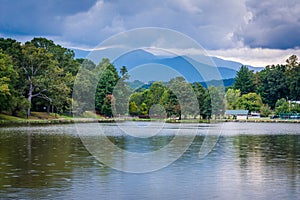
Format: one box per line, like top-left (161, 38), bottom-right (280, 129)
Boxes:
top-left (77, 122), bottom-right (197, 173)
top-left (221, 122), bottom-right (300, 135)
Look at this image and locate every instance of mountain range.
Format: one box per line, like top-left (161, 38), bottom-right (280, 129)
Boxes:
top-left (112, 49), bottom-right (263, 82)
top-left (74, 48), bottom-right (263, 86)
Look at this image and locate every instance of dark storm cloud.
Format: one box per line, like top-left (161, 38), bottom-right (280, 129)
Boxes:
top-left (235, 0), bottom-right (300, 49)
top-left (63, 0), bottom-right (249, 49)
top-left (0, 0), bottom-right (97, 35)
top-left (0, 0), bottom-right (299, 51)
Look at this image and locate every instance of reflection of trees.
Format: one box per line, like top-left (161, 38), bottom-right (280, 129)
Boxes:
top-left (108, 135), bottom-right (173, 152)
top-left (0, 132), bottom-right (73, 190)
top-left (234, 135), bottom-right (300, 185)
top-left (0, 128), bottom-right (111, 195)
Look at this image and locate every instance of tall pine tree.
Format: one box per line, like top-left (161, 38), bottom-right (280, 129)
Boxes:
top-left (233, 65), bottom-right (255, 95)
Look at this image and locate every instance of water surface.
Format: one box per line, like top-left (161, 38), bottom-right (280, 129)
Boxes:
top-left (0, 122), bottom-right (300, 199)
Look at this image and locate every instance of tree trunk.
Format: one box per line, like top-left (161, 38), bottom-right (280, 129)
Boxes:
top-left (47, 105), bottom-right (50, 114)
top-left (27, 81), bottom-right (33, 118)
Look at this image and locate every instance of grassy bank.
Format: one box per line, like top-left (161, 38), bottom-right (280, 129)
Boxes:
top-left (1, 112), bottom-right (300, 126)
top-left (0, 112), bottom-right (114, 126)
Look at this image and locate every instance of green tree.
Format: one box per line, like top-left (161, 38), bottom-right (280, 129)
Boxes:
top-left (0, 38), bottom-right (28, 115)
top-left (129, 92), bottom-right (144, 107)
top-left (256, 64), bottom-right (288, 108)
top-left (95, 58), bottom-right (119, 114)
top-left (17, 38), bottom-right (76, 117)
top-left (144, 81), bottom-right (166, 107)
top-left (113, 66), bottom-right (131, 115)
top-left (202, 91), bottom-right (212, 119)
top-left (260, 104), bottom-right (272, 117)
top-left (72, 68), bottom-right (98, 114)
top-left (237, 92), bottom-right (263, 112)
top-left (285, 55), bottom-right (300, 100)
top-left (290, 102), bottom-right (300, 113)
top-left (161, 88), bottom-right (180, 118)
top-left (77, 58), bottom-right (96, 71)
top-left (0, 38), bottom-right (22, 66)
top-left (208, 86), bottom-right (225, 118)
top-left (225, 88), bottom-right (241, 110)
top-left (139, 102), bottom-right (148, 116)
top-left (120, 66), bottom-right (128, 77)
top-left (193, 82), bottom-right (209, 119)
top-left (275, 98), bottom-right (290, 114)
top-left (30, 37), bottom-right (80, 76)
top-left (47, 70), bottom-right (73, 114)
top-left (101, 94), bottom-right (114, 117)
top-left (233, 65), bottom-right (255, 95)
top-left (21, 43), bottom-right (62, 117)
top-left (286, 54), bottom-right (298, 69)
top-left (167, 77), bottom-right (198, 119)
top-left (0, 52), bottom-right (18, 112)
top-left (129, 101), bottom-right (139, 116)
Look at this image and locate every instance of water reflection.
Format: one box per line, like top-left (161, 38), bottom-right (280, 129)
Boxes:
top-left (234, 135), bottom-right (300, 193)
top-left (0, 123), bottom-right (299, 199)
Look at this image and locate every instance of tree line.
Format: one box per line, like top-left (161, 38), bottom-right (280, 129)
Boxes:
top-left (0, 37), bottom-right (299, 119)
top-left (0, 37), bottom-right (132, 118)
top-left (0, 38), bottom-right (80, 117)
top-left (228, 55), bottom-right (300, 116)
top-left (126, 55), bottom-right (300, 119)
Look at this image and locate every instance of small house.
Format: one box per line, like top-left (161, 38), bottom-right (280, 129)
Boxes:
top-left (225, 110), bottom-right (249, 120)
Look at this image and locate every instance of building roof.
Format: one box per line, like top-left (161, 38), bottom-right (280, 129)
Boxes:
top-left (225, 110), bottom-right (249, 115)
top-left (289, 101), bottom-right (300, 104)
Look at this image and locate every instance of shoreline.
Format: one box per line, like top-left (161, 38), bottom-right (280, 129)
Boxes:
top-left (1, 117), bottom-right (300, 127)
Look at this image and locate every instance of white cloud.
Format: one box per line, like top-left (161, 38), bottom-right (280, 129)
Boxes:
top-left (208, 48), bottom-right (300, 67)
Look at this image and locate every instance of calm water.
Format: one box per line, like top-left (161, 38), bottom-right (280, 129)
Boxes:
top-left (0, 122), bottom-right (300, 200)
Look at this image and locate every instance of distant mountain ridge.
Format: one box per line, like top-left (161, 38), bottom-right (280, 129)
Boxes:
top-left (111, 49), bottom-right (263, 82)
top-left (73, 48), bottom-right (263, 84)
top-left (210, 56), bottom-right (262, 72)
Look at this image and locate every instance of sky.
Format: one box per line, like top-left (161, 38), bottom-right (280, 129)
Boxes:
top-left (0, 0), bottom-right (300, 67)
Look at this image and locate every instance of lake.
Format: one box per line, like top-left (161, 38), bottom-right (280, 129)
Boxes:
top-left (0, 122), bottom-right (300, 199)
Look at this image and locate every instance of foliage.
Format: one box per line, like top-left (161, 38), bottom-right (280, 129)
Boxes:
top-left (145, 81), bottom-right (166, 107)
top-left (274, 98), bottom-right (300, 115)
top-left (72, 68), bottom-right (98, 114)
top-left (139, 102), bottom-right (148, 116)
top-left (77, 58), bottom-right (96, 71)
top-left (208, 86), bottom-right (225, 117)
top-left (168, 77), bottom-right (199, 119)
top-left (225, 88), bottom-right (241, 110)
top-left (1, 36), bottom-right (300, 119)
top-left (275, 98), bottom-right (290, 114)
top-left (256, 64), bottom-right (288, 108)
top-left (290, 102), bottom-right (300, 113)
top-left (285, 55), bottom-right (300, 101)
top-left (113, 66), bottom-right (131, 115)
top-left (260, 104), bottom-right (272, 117)
top-left (101, 94), bottom-right (114, 117)
top-left (129, 92), bottom-right (144, 107)
top-left (21, 42), bottom-right (71, 116)
top-left (95, 58), bottom-right (119, 114)
top-left (233, 65), bottom-right (255, 95)
top-left (0, 52), bottom-right (18, 112)
top-left (237, 92), bottom-right (263, 112)
top-left (129, 101), bottom-right (139, 116)
top-left (193, 82), bottom-right (211, 119)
